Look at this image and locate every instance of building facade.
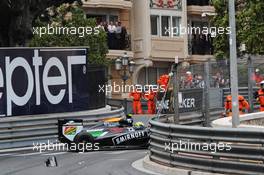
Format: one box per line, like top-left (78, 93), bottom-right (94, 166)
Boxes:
top-left (82, 0), bottom-right (214, 98)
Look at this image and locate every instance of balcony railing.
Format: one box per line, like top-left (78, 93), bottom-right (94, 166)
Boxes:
top-left (107, 33), bottom-right (131, 50)
top-left (82, 0), bottom-right (132, 9)
top-left (189, 34), bottom-right (213, 55)
top-left (150, 0), bottom-right (182, 10)
top-left (187, 0), bottom-right (211, 6)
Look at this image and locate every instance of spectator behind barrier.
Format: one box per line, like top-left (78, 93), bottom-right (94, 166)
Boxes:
top-left (97, 20), bottom-right (128, 50)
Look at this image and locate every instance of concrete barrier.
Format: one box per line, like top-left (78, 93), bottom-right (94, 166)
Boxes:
top-left (142, 156), bottom-right (225, 175)
top-left (211, 111), bottom-right (264, 129)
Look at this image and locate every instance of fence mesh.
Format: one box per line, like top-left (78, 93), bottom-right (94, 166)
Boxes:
top-left (177, 56), bottom-right (264, 112)
top-left (177, 59), bottom-right (264, 90)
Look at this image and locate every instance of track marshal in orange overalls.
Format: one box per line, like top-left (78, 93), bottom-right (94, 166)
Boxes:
top-left (144, 89), bottom-right (156, 114)
top-left (254, 80), bottom-right (264, 112)
top-left (157, 74), bottom-right (170, 90)
top-left (129, 85), bottom-right (143, 114)
top-left (224, 95), bottom-right (250, 117)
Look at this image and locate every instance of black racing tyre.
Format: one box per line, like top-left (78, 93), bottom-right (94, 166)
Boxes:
top-left (73, 132), bottom-right (95, 152)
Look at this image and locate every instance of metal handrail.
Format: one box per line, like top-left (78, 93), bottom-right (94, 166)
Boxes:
top-left (149, 117), bottom-right (264, 175)
top-left (0, 107), bottom-right (124, 150)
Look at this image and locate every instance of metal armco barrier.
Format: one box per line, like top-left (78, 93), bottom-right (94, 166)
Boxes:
top-left (149, 118), bottom-right (264, 175)
top-left (161, 108), bottom-right (223, 126)
top-left (0, 107), bottom-right (124, 150)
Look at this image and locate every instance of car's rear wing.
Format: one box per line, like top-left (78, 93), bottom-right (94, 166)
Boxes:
top-left (58, 119), bottom-right (84, 143)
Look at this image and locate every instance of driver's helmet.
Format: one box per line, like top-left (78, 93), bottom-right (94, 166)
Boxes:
top-left (126, 114), bottom-right (133, 119)
top-left (120, 114), bottom-right (133, 126)
top-left (260, 80), bottom-right (264, 89)
top-left (134, 122), bottom-right (145, 128)
top-left (126, 118), bottom-right (133, 125)
top-left (126, 114), bottom-right (133, 125)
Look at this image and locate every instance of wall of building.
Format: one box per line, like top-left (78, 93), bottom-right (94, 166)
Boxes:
top-left (131, 0), bottom-right (151, 60)
top-left (149, 0), bottom-right (189, 61)
top-left (82, 0), bottom-right (215, 97)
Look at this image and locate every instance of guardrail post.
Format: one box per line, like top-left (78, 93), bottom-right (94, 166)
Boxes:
top-left (172, 63), bottom-right (180, 124)
top-left (123, 98), bottom-right (127, 114)
top-left (203, 61), bottom-right (210, 126)
top-left (247, 56), bottom-right (254, 112)
top-left (168, 124), bottom-right (174, 167)
top-left (262, 144), bottom-right (264, 164)
top-left (229, 0), bottom-right (240, 127)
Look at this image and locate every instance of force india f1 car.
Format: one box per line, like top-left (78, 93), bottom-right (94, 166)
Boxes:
top-left (58, 115), bottom-right (150, 151)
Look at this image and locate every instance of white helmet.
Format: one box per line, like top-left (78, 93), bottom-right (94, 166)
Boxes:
top-left (186, 71), bottom-right (192, 75)
top-left (255, 68), bottom-right (260, 73)
top-left (260, 80), bottom-right (264, 86)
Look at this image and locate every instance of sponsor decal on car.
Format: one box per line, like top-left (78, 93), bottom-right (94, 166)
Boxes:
top-left (108, 127), bottom-right (125, 134)
top-left (112, 131), bottom-right (146, 145)
top-left (87, 129), bottom-right (108, 138)
top-left (64, 126), bottom-right (77, 135)
top-left (62, 125), bottom-right (83, 141)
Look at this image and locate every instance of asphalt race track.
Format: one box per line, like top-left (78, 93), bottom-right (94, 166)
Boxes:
top-left (0, 150), bottom-right (151, 175)
top-left (0, 116), bottom-right (155, 175)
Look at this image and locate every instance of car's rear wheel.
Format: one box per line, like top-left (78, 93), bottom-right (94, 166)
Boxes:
top-left (73, 132), bottom-right (95, 152)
